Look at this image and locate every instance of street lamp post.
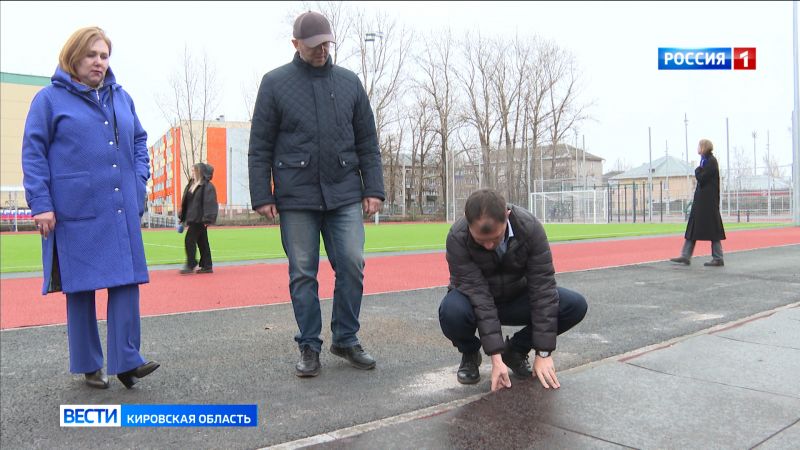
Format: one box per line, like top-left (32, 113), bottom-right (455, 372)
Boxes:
top-left (684, 113), bottom-right (690, 209)
top-left (752, 131), bottom-right (758, 175)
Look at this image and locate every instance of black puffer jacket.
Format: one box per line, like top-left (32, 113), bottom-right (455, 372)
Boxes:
top-left (248, 52), bottom-right (385, 212)
top-left (446, 205), bottom-right (559, 355)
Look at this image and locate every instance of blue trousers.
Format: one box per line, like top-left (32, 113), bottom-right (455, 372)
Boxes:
top-left (439, 287), bottom-right (588, 354)
top-left (66, 284), bottom-right (146, 375)
top-left (279, 202), bottom-right (366, 353)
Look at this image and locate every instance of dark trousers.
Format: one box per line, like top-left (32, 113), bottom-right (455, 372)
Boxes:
top-left (438, 287), bottom-right (588, 354)
top-left (681, 239), bottom-right (724, 261)
top-left (185, 223), bottom-right (212, 269)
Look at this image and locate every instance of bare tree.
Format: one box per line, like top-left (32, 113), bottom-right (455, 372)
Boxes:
top-left (353, 13), bottom-right (413, 162)
top-left (157, 46), bottom-right (219, 179)
top-left (407, 93), bottom-right (436, 215)
top-left (522, 38), bottom-right (554, 193)
top-left (417, 29), bottom-right (459, 219)
top-left (543, 42), bottom-right (588, 179)
top-left (242, 70), bottom-right (262, 122)
top-left (612, 158), bottom-right (632, 172)
top-left (457, 32), bottom-right (499, 190)
top-left (731, 145), bottom-right (752, 192)
top-left (494, 35), bottom-right (536, 204)
top-left (761, 153), bottom-right (784, 178)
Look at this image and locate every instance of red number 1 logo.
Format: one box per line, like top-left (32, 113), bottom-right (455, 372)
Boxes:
top-left (733, 47), bottom-right (756, 70)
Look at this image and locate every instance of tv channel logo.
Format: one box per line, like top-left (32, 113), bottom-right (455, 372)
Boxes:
top-left (658, 48), bottom-right (756, 70)
top-left (60, 404), bottom-right (258, 427)
top-left (61, 405), bottom-right (121, 427)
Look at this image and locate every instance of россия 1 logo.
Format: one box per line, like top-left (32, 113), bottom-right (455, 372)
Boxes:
top-left (658, 48), bottom-right (756, 70)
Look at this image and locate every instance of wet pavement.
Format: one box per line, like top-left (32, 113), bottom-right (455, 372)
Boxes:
top-left (1, 244), bottom-right (798, 449)
top-left (297, 306), bottom-right (799, 449)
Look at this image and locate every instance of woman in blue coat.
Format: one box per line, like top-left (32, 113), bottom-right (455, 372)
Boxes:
top-left (21, 27), bottom-right (159, 389)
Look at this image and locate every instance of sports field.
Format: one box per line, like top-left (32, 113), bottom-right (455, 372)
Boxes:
top-left (0, 221), bottom-right (784, 273)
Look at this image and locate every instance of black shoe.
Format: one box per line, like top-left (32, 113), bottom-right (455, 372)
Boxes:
top-left (295, 346), bottom-right (321, 377)
top-left (117, 361), bottom-right (160, 389)
top-left (704, 259), bottom-right (724, 267)
top-left (330, 344), bottom-right (376, 370)
top-left (457, 351), bottom-right (481, 385)
top-left (179, 265), bottom-right (195, 274)
top-left (501, 337), bottom-right (533, 379)
top-left (196, 267), bottom-right (213, 274)
top-left (84, 369), bottom-right (109, 389)
top-left (669, 256), bottom-right (691, 265)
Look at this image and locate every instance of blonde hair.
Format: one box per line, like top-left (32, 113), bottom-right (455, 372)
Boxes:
top-left (698, 139), bottom-right (714, 155)
top-left (58, 27), bottom-right (112, 78)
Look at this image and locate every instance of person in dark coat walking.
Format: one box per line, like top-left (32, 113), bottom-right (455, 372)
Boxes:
top-left (439, 189), bottom-right (588, 392)
top-left (21, 27), bottom-right (158, 390)
top-left (248, 11), bottom-right (385, 378)
top-left (178, 163), bottom-right (218, 274)
top-left (671, 138), bottom-right (726, 266)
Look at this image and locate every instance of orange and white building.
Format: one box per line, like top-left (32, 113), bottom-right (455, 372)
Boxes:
top-left (147, 119), bottom-right (251, 216)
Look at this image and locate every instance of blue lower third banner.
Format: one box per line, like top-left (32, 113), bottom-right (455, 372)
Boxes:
top-left (60, 404), bottom-right (258, 427)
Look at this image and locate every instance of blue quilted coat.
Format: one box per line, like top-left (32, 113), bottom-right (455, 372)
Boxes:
top-left (22, 66), bottom-right (150, 294)
top-left (248, 52), bottom-right (385, 212)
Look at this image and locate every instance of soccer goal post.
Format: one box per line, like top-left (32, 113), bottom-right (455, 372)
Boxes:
top-left (530, 189), bottom-right (608, 224)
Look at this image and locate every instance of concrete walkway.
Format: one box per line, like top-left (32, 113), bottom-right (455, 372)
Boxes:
top-left (288, 304), bottom-right (799, 449)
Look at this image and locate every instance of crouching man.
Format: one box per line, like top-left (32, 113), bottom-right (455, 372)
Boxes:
top-left (439, 189), bottom-right (587, 391)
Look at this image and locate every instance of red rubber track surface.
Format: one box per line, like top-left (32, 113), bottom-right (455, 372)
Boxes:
top-left (2, 227), bottom-right (798, 329)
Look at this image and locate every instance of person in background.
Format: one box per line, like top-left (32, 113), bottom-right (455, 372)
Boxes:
top-left (670, 138), bottom-right (726, 267)
top-left (21, 26), bottom-right (159, 389)
top-left (178, 162), bottom-right (218, 274)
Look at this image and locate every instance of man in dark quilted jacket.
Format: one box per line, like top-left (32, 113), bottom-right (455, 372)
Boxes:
top-left (248, 11), bottom-right (385, 378)
top-left (439, 189), bottom-right (587, 392)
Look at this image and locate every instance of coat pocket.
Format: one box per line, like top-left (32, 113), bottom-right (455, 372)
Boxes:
top-left (136, 179), bottom-right (146, 217)
top-left (52, 172), bottom-right (96, 220)
top-left (275, 153), bottom-right (311, 169)
top-left (338, 151), bottom-right (360, 169)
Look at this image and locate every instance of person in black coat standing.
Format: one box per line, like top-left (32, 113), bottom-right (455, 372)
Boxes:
top-left (671, 139), bottom-right (726, 266)
top-left (179, 163), bottom-right (218, 274)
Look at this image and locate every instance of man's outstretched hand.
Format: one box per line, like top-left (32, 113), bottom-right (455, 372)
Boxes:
top-left (490, 354), bottom-right (512, 392)
top-left (533, 355), bottom-right (560, 389)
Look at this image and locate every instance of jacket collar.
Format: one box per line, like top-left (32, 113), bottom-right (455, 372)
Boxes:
top-left (51, 65), bottom-right (118, 94)
top-left (292, 52), bottom-right (332, 77)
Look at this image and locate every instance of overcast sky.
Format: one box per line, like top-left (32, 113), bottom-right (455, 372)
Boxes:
top-left (2, 1), bottom-right (797, 174)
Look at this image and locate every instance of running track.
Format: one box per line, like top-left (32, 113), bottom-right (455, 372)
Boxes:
top-left (1, 227), bottom-right (798, 329)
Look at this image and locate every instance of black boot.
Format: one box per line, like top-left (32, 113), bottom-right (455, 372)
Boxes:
top-left (117, 361), bottom-right (160, 389)
top-left (501, 337), bottom-right (533, 379)
top-left (330, 344), bottom-right (376, 370)
top-left (295, 346), bottom-right (321, 377)
top-left (457, 351), bottom-right (481, 384)
top-left (84, 369), bottom-right (109, 389)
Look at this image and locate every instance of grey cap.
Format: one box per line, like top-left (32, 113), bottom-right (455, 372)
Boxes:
top-left (293, 11), bottom-right (335, 47)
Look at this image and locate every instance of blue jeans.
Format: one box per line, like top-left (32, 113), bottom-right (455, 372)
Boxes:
top-left (438, 287), bottom-right (588, 354)
top-left (279, 202), bottom-right (366, 353)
